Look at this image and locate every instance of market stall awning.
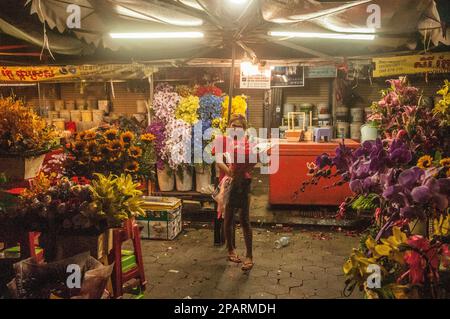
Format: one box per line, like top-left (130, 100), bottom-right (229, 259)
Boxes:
top-left (0, 0), bottom-right (449, 64)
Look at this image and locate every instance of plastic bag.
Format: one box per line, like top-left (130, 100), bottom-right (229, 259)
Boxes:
top-left (212, 176), bottom-right (233, 219)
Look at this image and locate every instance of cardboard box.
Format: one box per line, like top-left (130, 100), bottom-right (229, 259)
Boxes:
top-left (137, 206), bottom-right (182, 240)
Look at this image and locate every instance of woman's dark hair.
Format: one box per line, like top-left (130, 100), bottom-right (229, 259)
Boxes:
top-left (228, 114), bottom-right (248, 130)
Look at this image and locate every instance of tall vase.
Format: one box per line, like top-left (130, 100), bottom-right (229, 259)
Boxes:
top-left (157, 166), bottom-right (174, 192)
top-left (195, 165), bottom-right (212, 193)
top-left (175, 166), bottom-right (193, 191)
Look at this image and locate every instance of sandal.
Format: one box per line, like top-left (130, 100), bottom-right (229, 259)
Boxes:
top-left (227, 253), bottom-right (242, 263)
top-left (241, 260), bottom-right (254, 271)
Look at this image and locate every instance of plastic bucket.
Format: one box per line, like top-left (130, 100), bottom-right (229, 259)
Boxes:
top-left (176, 167), bottom-right (193, 191)
top-left (54, 100), bottom-right (65, 111)
top-left (52, 118), bottom-right (66, 131)
top-left (336, 121), bottom-right (349, 138)
top-left (81, 110), bottom-right (93, 122)
top-left (350, 122), bottom-right (362, 140)
top-left (65, 100), bottom-right (75, 111)
top-left (157, 167), bottom-right (174, 191)
top-left (317, 102), bottom-right (329, 115)
top-left (86, 99), bottom-right (97, 110)
top-left (361, 124), bottom-right (378, 142)
top-left (98, 100), bottom-right (109, 113)
top-left (59, 110), bottom-right (71, 121)
top-left (195, 166), bottom-right (212, 193)
top-left (70, 110), bottom-right (82, 122)
top-left (350, 108), bottom-right (364, 122)
top-left (92, 110), bottom-right (104, 122)
top-left (76, 99), bottom-right (86, 110)
top-left (48, 111), bottom-right (59, 119)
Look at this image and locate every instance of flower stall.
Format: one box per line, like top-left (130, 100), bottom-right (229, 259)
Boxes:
top-left (304, 78), bottom-right (450, 298)
top-left (148, 82), bottom-right (247, 194)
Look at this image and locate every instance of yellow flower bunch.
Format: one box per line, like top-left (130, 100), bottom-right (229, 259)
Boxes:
top-left (175, 95), bottom-right (200, 124)
top-left (0, 96), bottom-right (57, 154)
top-left (222, 95), bottom-right (248, 122)
top-left (343, 227), bottom-right (410, 298)
top-left (435, 79), bottom-right (450, 116)
top-left (141, 133), bottom-right (156, 143)
top-left (65, 127), bottom-right (152, 179)
top-left (433, 213), bottom-right (450, 236)
top-left (417, 155), bottom-right (433, 169)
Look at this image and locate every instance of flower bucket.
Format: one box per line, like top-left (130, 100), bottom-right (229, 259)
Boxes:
top-left (360, 124), bottom-right (378, 143)
top-left (0, 153), bottom-right (47, 180)
top-left (176, 166), bottom-right (193, 192)
top-left (195, 165), bottom-right (212, 193)
top-left (157, 167), bottom-right (174, 192)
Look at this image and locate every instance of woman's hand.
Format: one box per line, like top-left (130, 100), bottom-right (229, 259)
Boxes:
top-left (225, 167), bottom-right (234, 178)
top-left (217, 163), bottom-right (233, 177)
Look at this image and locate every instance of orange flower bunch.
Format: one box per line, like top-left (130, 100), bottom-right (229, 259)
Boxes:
top-left (0, 96), bottom-right (57, 155)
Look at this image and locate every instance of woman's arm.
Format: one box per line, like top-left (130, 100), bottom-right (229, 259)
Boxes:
top-left (217, 162), bottom-right (233, 177)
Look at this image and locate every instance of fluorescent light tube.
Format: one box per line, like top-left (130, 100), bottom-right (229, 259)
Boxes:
top-left (268, 31), bottom-right (375, 40)
top-left (0, 83), bottom-right (37, 87)
top-left (110, 32), bottom-right (204, 39)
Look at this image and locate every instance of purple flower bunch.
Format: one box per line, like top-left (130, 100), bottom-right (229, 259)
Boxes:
top-left (305, 137), bottom-right (449, 226)
top-left (152, 90), bottom-right (180, 124)
top-left (372, 77), bottom-right (447, 156)
top-left (146, 121), bottom-right (166, 169)
top-left (163, 119), bottom-right (192, 170)
top-left (382, 166), bottom-right (449, 219)
top-left (155, 82), bottom-right (174, 94)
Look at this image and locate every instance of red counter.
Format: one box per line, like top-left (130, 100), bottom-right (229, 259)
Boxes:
top-left (269, 139), bottom-right (360, 206)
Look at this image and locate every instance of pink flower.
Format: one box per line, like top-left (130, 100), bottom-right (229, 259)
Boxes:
top-left (375, 207), bottom-right (382, 221)
top-left (442, 245), bottom-right (450, 268)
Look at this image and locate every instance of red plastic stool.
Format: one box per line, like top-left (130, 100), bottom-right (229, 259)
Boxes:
top-left (109, 220), bottom-right (147, 298)
top-left (0, 232), bottom-right (43, 262)
top-left (28, 232), bottom-right (44, 262)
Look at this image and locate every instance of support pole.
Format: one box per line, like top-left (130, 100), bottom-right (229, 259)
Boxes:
top-left (227, 42), bottom-right (236, 124)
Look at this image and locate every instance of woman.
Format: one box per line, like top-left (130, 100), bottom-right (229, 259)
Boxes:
top-left (215, 114), bottom-right (256, 271)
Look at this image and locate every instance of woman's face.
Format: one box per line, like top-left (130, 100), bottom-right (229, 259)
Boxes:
top-left (230, 121), bottom-right (243, 129)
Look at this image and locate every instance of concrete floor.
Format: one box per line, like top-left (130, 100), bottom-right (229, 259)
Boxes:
top-left (135, 226), bottom-right (364, 299)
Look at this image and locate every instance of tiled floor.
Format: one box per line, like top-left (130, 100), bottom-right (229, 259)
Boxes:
top-left (137, 226), bottom-right (364, 299)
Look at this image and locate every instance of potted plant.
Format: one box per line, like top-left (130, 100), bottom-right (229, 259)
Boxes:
top-left (360, 115), bottom-right (380, 143)
top-left (0, 96), bottom-right (58, 180)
